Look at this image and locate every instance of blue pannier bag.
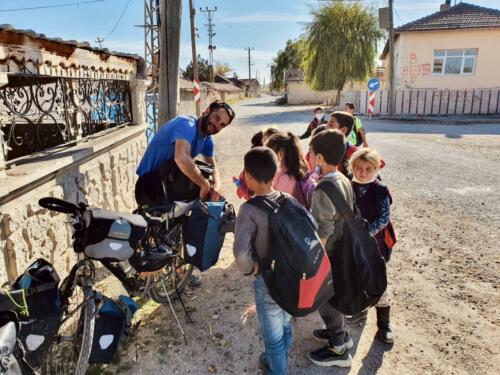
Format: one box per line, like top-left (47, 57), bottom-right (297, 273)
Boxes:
top-left (182, 200), bottom-right (235, 272)
top-left (89, 295), bottom-right (139, 364)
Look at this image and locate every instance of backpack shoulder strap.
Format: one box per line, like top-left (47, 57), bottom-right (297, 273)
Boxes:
top-left (246, 194), bottom-right (281, 214)
top-left (316, 181), bottom-right (356, 226)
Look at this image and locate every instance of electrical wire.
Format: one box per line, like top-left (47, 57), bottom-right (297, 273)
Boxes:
top-left (102, 0), bottom-right (133, 41)
top-left (0, 0), bottom-right (105, 13)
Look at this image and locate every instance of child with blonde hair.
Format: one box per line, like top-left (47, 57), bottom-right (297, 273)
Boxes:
top-left (349, 148), bottom-right (397, 344)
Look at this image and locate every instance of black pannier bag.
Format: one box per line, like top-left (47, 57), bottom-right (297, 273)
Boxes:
top-left (6, 259), bottom-right (62, 369)
top-left (3, 259), bottom-right (61, 319)
top-left (80, 209), bottom-right (147, 262)
top-left (135, 159), bottom-right (214, 207)
top-left (316, 181), bottom-right (387, 315)
top-left (89, 295), bottom-right (139, 364)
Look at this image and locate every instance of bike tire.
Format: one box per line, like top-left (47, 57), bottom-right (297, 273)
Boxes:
top-left (43, 285), bottom-right (95, 375)
top-left (148, 259), bottom-right (194, 304)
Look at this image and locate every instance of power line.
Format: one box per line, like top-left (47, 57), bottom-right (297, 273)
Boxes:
top-left (102, 0), bottom-right (133, 41)
top-left (0, 0), bottom-right (105, 13)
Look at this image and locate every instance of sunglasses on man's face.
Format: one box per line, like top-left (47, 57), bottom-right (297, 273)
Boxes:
top-left (220, 102), bottom-right (235, 122)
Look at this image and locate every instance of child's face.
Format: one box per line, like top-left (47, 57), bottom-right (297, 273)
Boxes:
top-left (352, 160), bottom-right (378, 183)
top-left (327, 115), bottom-right (339, 130)
top-left (343, 105), bottom-right (354, 115)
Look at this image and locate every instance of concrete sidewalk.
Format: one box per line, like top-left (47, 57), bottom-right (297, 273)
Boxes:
top-left (370, 114), bottom-right (500, 125)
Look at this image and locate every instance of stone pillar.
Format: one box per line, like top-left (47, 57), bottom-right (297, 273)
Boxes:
top-left (0, 72), bottom-right (9, 178)
top-left (129, 78), bottom-right (150, 125)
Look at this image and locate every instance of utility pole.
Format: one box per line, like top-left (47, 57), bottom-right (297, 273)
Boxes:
top-left (95, 37), bottom-right (104, 48)
top-left (159, 0), bottom-right (182, 126)
top-left (388, 0), bottom-right (395, 115)
top-left (244, 47), bottom-right (254, 79)
top-left (200, 6), bottom-right (217, 82)
top-left (189, 0), bottom-right (200, 117)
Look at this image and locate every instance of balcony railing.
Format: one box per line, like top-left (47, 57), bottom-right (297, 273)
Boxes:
top-left (0, 74), bottom-right (132, 164)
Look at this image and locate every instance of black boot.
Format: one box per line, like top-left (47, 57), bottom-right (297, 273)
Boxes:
top-left (376, 306), bottom-right (394, 344)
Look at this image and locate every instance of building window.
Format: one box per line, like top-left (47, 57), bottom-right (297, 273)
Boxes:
top-left (432, 49), bottom-right (477, 75)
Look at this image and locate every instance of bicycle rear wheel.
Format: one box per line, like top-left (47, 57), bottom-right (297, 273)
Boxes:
top-left (43, 284), bottom-right (95, 375)
top-left (148, 256), bottom-right (194, 304)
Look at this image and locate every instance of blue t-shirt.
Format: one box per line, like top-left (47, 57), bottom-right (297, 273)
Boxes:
top-left (136, 115), bottom-right (214, 176)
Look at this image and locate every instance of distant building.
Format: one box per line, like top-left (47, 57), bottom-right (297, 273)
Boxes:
top-left (381, 1), bottom-right (500, 90)
top-left (240, 78), bottom-right (261, 97)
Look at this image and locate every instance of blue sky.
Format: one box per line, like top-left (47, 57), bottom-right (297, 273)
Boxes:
top-left (1, 0), bottom-right (499, 83)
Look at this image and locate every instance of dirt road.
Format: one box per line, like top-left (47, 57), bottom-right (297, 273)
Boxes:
top-left (106, 96), bottom-right (500, 375)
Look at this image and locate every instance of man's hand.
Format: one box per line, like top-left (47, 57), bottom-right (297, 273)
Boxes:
top-left (199, 179), bottom-right (211, 200)
top-left (251, 262), bottom-right (259, 276)
top-left (210, 186), bottom-right (223, 201)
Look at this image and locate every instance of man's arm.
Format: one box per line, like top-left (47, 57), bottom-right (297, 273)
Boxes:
top-left (174, 140), bottom-right (211, 198)
top-left (203, 156), bottom-right (220, 189)
top-left (299, 120), bottom-right (315, 139)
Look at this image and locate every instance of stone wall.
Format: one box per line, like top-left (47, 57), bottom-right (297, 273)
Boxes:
top-left (0, 131), bottom-right (146, 284)
top-left (286, 81), bottom-right (338, 105)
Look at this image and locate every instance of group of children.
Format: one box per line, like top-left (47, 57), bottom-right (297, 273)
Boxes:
top-left (232, 105), bottom-right (395, 374)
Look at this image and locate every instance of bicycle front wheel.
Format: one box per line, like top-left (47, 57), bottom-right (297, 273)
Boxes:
top-left (43, 284), bottom-right (95, 375)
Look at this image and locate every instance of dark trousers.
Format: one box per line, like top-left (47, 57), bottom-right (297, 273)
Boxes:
top-left (319, 302), bottom-right (346, 347)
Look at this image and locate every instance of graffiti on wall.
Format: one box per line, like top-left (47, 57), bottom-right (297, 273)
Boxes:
top-left (401, 53), bottom-right (431, 86)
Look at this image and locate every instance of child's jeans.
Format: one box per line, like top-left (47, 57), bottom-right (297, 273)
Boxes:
top-left (254, 275), bottom-right (292, 375)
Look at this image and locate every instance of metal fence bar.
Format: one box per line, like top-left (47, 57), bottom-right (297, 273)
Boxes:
top-left (462, 90), bottom-right (467, 114)
top-left (446, 90), bottom-right (450, 115)
top-left (454, 90), bottom-right (458, 115)
top-left (0, 74), bottom-right (132, 163)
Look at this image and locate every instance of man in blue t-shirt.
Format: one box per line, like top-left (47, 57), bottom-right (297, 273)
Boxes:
top-left (136, 100), bottom-right (235, 201)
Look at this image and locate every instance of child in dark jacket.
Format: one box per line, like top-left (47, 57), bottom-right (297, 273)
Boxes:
top-left (349, 148), bottom-right (397, 344)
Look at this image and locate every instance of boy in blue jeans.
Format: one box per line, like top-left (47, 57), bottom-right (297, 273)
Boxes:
top-left (233, 147), bottom-right (292, 374)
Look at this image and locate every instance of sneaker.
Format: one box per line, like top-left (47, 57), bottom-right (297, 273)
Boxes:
top-left (346, 309), bottom-right (368, 324)
top-left (308, 345), bottom-right (352, 367)
top-left (377, 325), bottom-right (394, 344)
top-left (312, 330), bottom-right (353, 349)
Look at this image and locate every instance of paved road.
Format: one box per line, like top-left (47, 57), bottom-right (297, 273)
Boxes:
top-left (111, 96), bottom-right (500, 375)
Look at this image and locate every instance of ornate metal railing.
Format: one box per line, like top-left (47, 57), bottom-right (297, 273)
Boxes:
top-left (0, 74), bottom-right (132, 163)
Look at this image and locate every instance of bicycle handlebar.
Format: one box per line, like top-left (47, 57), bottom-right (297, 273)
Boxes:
top-left (38, 197), bottom-right (82, 215)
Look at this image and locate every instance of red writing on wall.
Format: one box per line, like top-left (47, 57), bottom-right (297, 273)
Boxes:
top-left (401, 53), bottom-right (431, 86)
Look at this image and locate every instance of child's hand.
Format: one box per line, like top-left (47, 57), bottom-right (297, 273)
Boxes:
top-left (251, 262), bottom-right (259, 276)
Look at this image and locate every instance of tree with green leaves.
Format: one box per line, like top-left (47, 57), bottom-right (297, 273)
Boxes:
top-left (214, 62), bottom-right (233, 76)
top-left (270, 39), bottom-right (304, 91)
top-left (182, 56), bottom-right (213, 82)
top-left (302, 1), bottom-right (382, 96)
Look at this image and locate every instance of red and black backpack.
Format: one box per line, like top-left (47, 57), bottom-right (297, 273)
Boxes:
top-left (248, 194), bottom-right (333, 317)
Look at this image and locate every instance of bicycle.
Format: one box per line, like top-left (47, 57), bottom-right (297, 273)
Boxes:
top-left (38, 197), bottom-right (200, 360)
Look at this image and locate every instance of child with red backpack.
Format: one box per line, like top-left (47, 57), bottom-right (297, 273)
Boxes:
top-left (349, 148), bottom-right (397, 344)
top-left (233, 147), bottom-right (293, 374)
top-left (266, 131), bottom-right (315, 209)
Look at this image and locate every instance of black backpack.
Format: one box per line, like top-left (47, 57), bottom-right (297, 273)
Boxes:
top-left (248, 194), bottom-right (334, 317)
top-left (316, 181), bottom-right (387, 315)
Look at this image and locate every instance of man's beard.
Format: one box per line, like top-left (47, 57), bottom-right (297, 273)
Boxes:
top-left (200, 114), bottom-right (217, 135)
